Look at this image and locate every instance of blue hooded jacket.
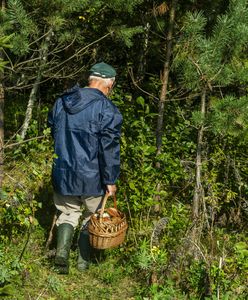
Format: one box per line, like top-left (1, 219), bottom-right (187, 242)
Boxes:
top-left (48, 85), bottom-right (122, 196)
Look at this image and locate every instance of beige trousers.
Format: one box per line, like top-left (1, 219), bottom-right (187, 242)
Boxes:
top-left (53, 192), bottom-right (103, 228)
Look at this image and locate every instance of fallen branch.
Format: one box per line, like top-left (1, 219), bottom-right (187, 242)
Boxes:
top-left (3, 135), bottom-right (46, 149)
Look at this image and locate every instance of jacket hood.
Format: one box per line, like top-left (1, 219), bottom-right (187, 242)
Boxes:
top-left (61, 84), bottom-right (104, 114)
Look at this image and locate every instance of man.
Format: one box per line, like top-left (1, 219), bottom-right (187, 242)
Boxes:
top-left (48, 62), bottom-right (122, 274)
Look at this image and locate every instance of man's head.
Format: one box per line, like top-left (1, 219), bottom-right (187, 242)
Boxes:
top-left (88, 62), bottom-right (116, 96)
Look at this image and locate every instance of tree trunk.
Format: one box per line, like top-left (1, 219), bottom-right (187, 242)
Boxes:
top-left (1, 0), bottom-right (5, 10)
top-left (154, 0), bottom-right (176, 212)
top-left (20, 30), bottom-right (53, 139)
top-left (156, 0), bottom-right (176, 155)
top-left (192, 88), bottom-right (206, 221)
top-left (20, 72), bottom-right (41, 139)
top-left (136, 22), bottom-right (150, 83)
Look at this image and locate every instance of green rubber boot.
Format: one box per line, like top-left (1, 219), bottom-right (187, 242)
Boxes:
top-left (77, 229), bottom-right (92, 272)
top-left (54, 223), bottom-right (74, 274)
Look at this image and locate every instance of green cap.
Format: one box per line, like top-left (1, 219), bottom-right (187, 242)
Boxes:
top-left (89, 62), bottom-right (116, 78)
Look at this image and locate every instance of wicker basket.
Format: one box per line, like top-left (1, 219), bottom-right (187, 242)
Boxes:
top-left (88, 193), bottom-right (128, 249)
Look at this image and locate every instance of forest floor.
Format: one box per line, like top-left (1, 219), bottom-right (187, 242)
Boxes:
top-left (2, 227), bottom-right (141, 300)
top-left (1, 177), bottom-right (144, 300)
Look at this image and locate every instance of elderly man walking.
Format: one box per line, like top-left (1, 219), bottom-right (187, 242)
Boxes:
top-left (48, 62), bottom-right (122, 274)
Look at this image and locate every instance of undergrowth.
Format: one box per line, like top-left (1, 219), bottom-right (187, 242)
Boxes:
top-left (1, 98), bottom-right (248, 299)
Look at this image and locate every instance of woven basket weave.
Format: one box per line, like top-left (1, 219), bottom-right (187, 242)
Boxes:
top-left (88, 193), bottom-right (128, 249)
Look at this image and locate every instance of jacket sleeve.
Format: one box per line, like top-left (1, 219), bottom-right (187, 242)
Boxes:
top-left (99, 103), bottom-right (123, 185)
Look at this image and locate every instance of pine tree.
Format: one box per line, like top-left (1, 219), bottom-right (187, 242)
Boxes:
top-left (0, 0), bottom-right (13, 189)
top-left (173, 0), bottom-right (248, 236)
top-left (2, 0), bottom-right (146, 139)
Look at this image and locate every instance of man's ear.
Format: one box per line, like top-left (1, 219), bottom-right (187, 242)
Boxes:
top-left (108, 82), bottom-right (113, 90)
top-left (110, 80), bottom-right (115, 90)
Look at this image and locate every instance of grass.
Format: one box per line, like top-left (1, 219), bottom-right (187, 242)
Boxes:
top-left (0, 178), bottom-right (142, 300)
top-left (2, 189), bottom-right (248, 300)
top-left (1, 228), bottom-right (140, 300)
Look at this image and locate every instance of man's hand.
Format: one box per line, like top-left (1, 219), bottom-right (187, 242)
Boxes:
top-left (106, 184), bottom-right (117, 196)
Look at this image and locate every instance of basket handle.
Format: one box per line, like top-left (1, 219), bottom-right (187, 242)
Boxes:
top-left (99, 192), bottom-right (117, 217)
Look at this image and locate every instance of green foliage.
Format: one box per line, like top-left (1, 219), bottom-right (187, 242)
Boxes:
top-left (2, 102), bottom-right (53, 240)
top-left (7, 0), bottom-right (37, 35)
top-left (164, 202), bottom-right (190, 245)
top-left (174, 0), bottom-right (248, 89)
top-left (0, 33), bottom-right (13, 72)
top-left (6, 0), bottom-right (37, 55)
top-left (47, 275), bottom-right (65, 294)
top-left (233, 241), bottom-right (248, 272)
top-left (134, 239), bottom-right (153, 271)
top-left (113, 91), bottom-right (159, 217)
top-left (0, 34), bottom-right (13, 49)
top-left (144, 282), bottom-right (189, 300)
top-left (93, 258), bottom-right (125, 284)
top-left (114, 25), bottom-right (144, 48)
top-left (209, 96), bottom-right (248, 139)
top-left (183, 11), bottom-right (207, 38)
top-left (1, 0), bottom-right (248, 299)
top-left (0, 246), bottom-right (22, 294)
top-left (113, 88), bottom-right (193, 231)
top-left (106, 0), bottom-right (144, 14)
top-left (191, 110), bottom-right (205, 127)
